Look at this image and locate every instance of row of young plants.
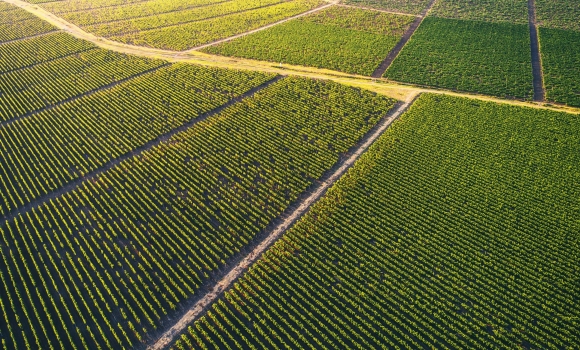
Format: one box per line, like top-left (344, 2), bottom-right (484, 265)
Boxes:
top-left (385, 17), bottom-right (534, 99)
top-left (0, 32), bottom-right (95, 73)
top-left (172, 94), bottom-right (580, 350)
top-left (83, 0), bottom-right (290, 38)
top-left (204, 6), bottom-right (414, 76)
top-left (0, 48), bottom-right (166, 123)
top-left (540, 28), bottom-right (580, 107)
top-left (60, 0), bottom-right (250, 26)
top-left (0, 63), bottom-right (275, 217)
top-left (0, 77), bottom-right (396, 348)
top-left (109, 0), bottom-right (323, 51)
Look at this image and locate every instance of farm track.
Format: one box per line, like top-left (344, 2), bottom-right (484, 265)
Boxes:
top-left (527, 0), bottom-right (545, 102)
top-left (77, 0), bottom-right (233, 27)
top-left (146, 94), bottom-right (418, 350)
top-left (187, 0), bottom-right (338, 51)
top-left (4, 0), bottom-right (580, 115)
top-left (0, 75), bottom-right (283, 225)
top-left (371, 0), bottom-right (436, 78)
top-left (0, 29), bottom-right (57, 45)
top-left (0, 63), bottom-right (169, 129)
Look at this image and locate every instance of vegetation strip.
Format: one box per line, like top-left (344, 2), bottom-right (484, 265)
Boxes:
top-left (0, 75), bottom-right (282, 225)
top-left (0, 28), bottom-right (56, 44)
top-left (147, 95), bottom-right (416, 350)
top-left (187, 1), bottom-right (336, 51)
top-left (371, 0), bottom-right (435, 78)
top-left (527, 0), bottom-right (545, 102)
top-left (0, 63), bottom-right (168, 128)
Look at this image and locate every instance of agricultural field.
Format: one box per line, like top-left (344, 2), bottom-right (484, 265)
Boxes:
top-left (535, 0), bottom-right (580, 32)
top-left (172, 94), bottom-right (580, 350)
top-left (341, 0), bottom-right (432, 15)
top-left (204, 6), bottom-right (414, 76)
top-left (32, 0), bottom-right (324, 50)
top-left (0, 6), bottom-right (55, 42)
top-left (385, 17), bottom-right (533, 99)
top-left (539, 28), bottom-right (580, 107)
top-left (430, 0), bottom-right (528, 24)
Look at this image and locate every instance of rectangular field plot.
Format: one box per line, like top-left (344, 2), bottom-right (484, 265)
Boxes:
top-left (341, 0), bottom-right (432, 14)
top-left (0, 77), bottom-right (396, 348)
top-left (173, 94), bottom-right (580, 350)
top-left (204, 6), bottom-right (415, 76)
top-left (385, 17), bottom-right (533, 99)
top-left (536, 0), bottom-right (580, 32)
top-left (40, 0), bottom-right (324, 50)
top-left (540, 28), bottom-right (580, 107)
top-left (430, 0), bottom-right (528, 24)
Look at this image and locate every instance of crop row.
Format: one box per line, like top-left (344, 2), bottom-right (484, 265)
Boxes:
top-left (0, 48), bottom-right (166, 123)
top-left (0, 6), bottom-right (56, 43)
top-left (0, 63), bottom-right (275, 217)
top-left (341, 0), bottom-right (432, 14)
top-left (0, 77), bottom-right (395, 348)
top-left (109, 0), bottom-right (323, 51)
top-left (385, 17), bottom-right (534, 99)
top-left (83, 0), bottom-right (290, 38)
top-left (173, 94), bottom-right (580, 350)
top-left (205, 6), bottom-right (414, 76)
top-left (0, 32), bottom-right (95, 73)
top-left (59, 0), bottom-right (240, 26)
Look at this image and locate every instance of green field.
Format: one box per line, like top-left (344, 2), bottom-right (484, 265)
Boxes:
top-left (341, 0), bottom-right (431, 14)
top-left (430, 0), bottom-right (528, 24)
top-left (204, 6), bottom-right (414, 76)
top-left (0, 6), bottom-right (56, 43)
top-left (172, 94), bottom-right (580, 350)
top-left (536, 0), bottom-right (580, 32)
top-left (540, 28), bottom-right (580, 107)
top-left (385, 17), bottom-right (533, 99)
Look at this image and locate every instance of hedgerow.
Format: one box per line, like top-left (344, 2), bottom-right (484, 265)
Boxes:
top-left (173, 93), bottom-right (580, 350)
top-left (385, 17), bottom-right (533, 99)
top-left (0, 77), bottom-right (395, 348)
top-left (204, 6), bottom-right (414, 76)
top-left (539, 27), bottom-right (580, 107)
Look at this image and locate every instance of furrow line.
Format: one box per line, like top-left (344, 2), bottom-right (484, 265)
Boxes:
top-left (0, 75), bottom-right (284, 227)
top-left (371, 0), bottom-right (437, 78)
top-left (146, 93), bottom-right (418, 350)
top-left (0, 62), bottom-right (170, 129)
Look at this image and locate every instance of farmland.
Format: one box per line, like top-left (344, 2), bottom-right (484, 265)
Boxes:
top-left (204, 6), bottom-right (415, 76)
top-left (539, 28), bottom-right (580, 107)
top-left (171, 94), bottom-right (580, 350)
top-left (385, 17), bottom-right (533, 99)
top-left (535, 0), bottom-right (580, 32)
top-left (0, 6), bottom-right (55, 41)
top-left (430, 0), bottom-right (528, 24)
top-left (341, 0), bottom-right (431, 14)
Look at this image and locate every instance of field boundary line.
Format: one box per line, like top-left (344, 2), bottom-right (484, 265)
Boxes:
top-left (146, 93), bottom-right (418, 350)
top-left (335, 3), bottom-right (419, 17)
top-left (0, 29), bottom-right (58, 45)
top-left (527, 0), bottom-right (545, 102)
top-left (186, 0), bottom-right (338, 52)
top-left (0, 63), bottom-right (169, 129)
top-left (0, 75), bottom-right (283, 226)
top-left (371, 0), bottom-right (437, 78)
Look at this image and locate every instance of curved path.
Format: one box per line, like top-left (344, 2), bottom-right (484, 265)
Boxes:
top-left (2, 0), bottom-right (579, 115)
top-left (147, 94), bottom-right (418, 350)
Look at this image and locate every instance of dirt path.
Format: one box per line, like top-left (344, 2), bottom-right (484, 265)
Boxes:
top-left (527, 0), bottom-right (545, 102)
top-left (146, 94), bottom-right (417, 350)
top-left (1, 75), bottom-right (282, 225)
top-left (187, 1), bottom-right (338, 51)
top-left (371, 0), bottom-right (437, 78)
top-left (2, 0), bottom-right (578, 115)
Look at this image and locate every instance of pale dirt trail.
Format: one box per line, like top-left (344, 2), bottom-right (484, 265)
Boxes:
top-left (147, 94), bottom-right (418, 350)
top-left (2, 0), bottom-right (579, 114)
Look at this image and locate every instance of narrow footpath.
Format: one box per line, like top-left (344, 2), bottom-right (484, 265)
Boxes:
top-left (146, 94), bottom-right (418, 350)
top-left (371, 0), bottom-right (437, 78)
top-left (527, 0), bottom-right (545, 102)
